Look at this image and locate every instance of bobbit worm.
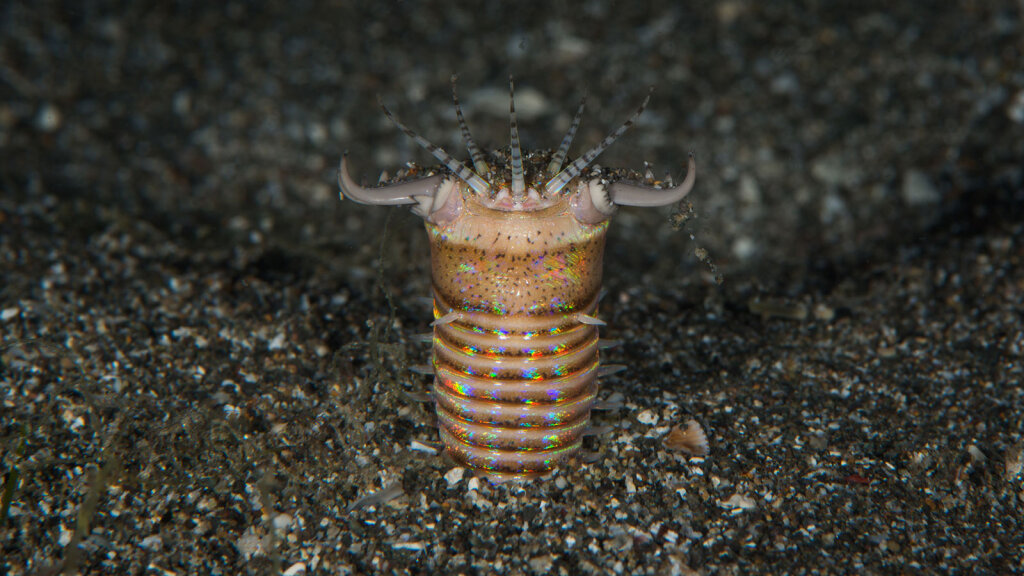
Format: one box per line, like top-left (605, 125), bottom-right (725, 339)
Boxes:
top-left (338, 77), bottom-right (696, 481)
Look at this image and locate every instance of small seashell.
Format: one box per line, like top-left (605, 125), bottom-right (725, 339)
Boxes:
top-left (718, 493), bottom-right (756, 512)
top-left (663, 419), bottom-right (709, 456)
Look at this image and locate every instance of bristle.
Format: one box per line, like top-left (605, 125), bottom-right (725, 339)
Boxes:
top-left (582, 424), bottom-right (614, 437)
top-left (545, 87), bottom-right (654, 196)
top-left (346, 481), bottom-right (404, 512)
top-left (547, 93), bottom-right (587, 175)
top-left (401, 389), bottom-right (433, 403)
top-left (378, 97), bottom-right (490, 196)
top-left (597, 364), bottom-right (627, 377)
top-left (508, 76), bottom-right (526, 200)
top-left (431, 311), bottom-right (461, 326)
top-left (451, 74), bottom-right (490, 175)
top-left (592, 393), bottom-right (625, 411)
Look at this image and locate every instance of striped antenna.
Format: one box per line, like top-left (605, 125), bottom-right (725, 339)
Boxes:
top-left (450, 74), bottom-right (490, 175)
top-left (378, 96), bottom-right (490, 196)
top-left (508, 76), bottom-right (526, 200)
top-left (545, 87), bottom-right (653, 196)
top-left (547, 92), bottom-right (587, 175)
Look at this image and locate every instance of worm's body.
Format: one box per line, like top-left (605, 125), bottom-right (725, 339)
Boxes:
top-left (339, 78), bottom-right (696, 480)
top-left (429, 193), bottom-right (606, 478)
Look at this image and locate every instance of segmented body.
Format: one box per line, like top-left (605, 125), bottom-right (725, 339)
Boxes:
top-left (429, 187), bottom-right (607, 479)
top-left (338, 77), bottom-right (696, 480)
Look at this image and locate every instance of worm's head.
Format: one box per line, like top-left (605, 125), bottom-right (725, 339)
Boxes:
top-left (338, 76), bottom-right (695, 227)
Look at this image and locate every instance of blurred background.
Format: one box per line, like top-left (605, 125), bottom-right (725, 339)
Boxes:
top-left (2, 1), bottom-right (1022, 574)
top-left (5, 1), bottom-right (1020, 290)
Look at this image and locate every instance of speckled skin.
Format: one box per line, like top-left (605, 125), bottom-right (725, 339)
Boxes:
top-left (427, 196), bottom-right (608, 479)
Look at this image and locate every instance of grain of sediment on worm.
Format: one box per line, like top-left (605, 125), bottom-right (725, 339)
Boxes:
top-left (338, 76), bottom-right (697, 481)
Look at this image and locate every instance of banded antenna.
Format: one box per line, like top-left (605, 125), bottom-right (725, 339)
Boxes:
top-left (378, 96), bottom-right (491, 196)
top-left (508, 76), bottom-right (526, 200)
top-left (547, 92), bottom-right (587, 175)
top-left (451, 74), bottom-right (490, 176)
top-left (545, 87), bottom-right (654, 196)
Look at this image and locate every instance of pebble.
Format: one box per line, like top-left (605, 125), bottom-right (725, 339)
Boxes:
top-left (469, 86), bottom-right (550, 121)
top-left (35, 103), bottom-right (61, 132)
top-left (272, 514), bottom-right (294, 531)
top-left (409, 439), bottom-right (439, 454)
top-left (1008, 89), bottom-right (1024, 123)
top-left (57, 526), bottom-right (72, 547)
top-left (636, 409), bottom-right (659, 425)
top-left (902, 169), bottom-right (940, 206)
top-left (719, 493), bottom-right (757, 512)
top-left (140, 535), bottom-right (163, 551)
top-left (811, 151), bottom-right (863, 188)
top-left (444, 467), bottom-right (465, 487)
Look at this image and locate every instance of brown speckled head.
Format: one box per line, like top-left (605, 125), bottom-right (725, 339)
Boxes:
top-left (427, 196), bottom-right (607, 321)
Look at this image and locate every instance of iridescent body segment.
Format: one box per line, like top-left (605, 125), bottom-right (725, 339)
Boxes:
top-left (338, 77), bottom-right (697, 481)
top-left (428, 198), bottom-right (607, 477)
